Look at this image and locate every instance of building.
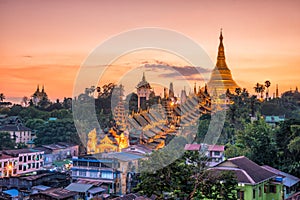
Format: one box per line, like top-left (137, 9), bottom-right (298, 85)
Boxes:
top-left (33, 142), bottom-right (78, 167)
top-left (0, 124), bottom-right (33, 145)
top-left (209, 156), bottom-right (283, 200)
top-left (32, 85), bottom-right (49, 105)
top-left (65, 182), bottom-right (106, 200)
top-left (208, 30), bottom-right (240, 95)
top-left (71, 154), bottom-right (121, 195)
top-left (71, 152), bottom-right (144, 196)
top-left (0, 171), bottom-right (69, 191)
top-left (264, 115), bottom-right (285, 127)
top-left (0, 148), bottom-right (44, 177)
top-left (184, 143), bottom-right (225, 166)
top-left (0, 115), bottom-right (22, 126)
top-left (0, 152), bottom-right (18, 177)
top-left (262, 165), bottom-right (300, 199)
top-left (102, 152), bottom-right (144, 194)
top-left (136, 73), bottom-right (152, 110)
top-left (30, 187), bottom-right (78, 200)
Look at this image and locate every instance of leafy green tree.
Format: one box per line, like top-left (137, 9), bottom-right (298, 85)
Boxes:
top-left (19, 107), bottom-right (50, 122)
top-left (194, 170), bottom-right (238, 200)
top-left (275, 120), bottom-right (300, 177)
top-left (227, 118), bottom-right (277, 166)
top-left (34, 119), bottom-right (81, 146)
top-left (8, 104), bottom-right (24, 116)
top-left (25, 119), bottom-right (46, 130)
top-left (0, 132), bottom-right (16, 150)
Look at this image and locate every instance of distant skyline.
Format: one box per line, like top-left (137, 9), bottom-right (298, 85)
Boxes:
top-left (1, 0), bottom-right (300, 103)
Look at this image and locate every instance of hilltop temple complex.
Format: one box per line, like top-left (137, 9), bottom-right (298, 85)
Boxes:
top-left (87, 31), bottom-right (240, 153)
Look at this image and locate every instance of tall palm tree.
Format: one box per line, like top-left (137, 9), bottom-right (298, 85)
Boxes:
top-left (265, 80), bottom-right (271, 100)
top-left (254, 83), bottom-right (261, 97)
top-left (259, 84), bottom-right (265, 99)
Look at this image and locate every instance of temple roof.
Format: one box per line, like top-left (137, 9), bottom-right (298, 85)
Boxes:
top-left (136, 72), bottom-right (151, 89)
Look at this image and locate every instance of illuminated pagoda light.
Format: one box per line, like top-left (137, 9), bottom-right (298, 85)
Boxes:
top-left (208, 30), bottom-right (240, 96)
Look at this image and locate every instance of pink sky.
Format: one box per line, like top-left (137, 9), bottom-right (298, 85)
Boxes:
top-left (1, 0), bottom-right (300, 102)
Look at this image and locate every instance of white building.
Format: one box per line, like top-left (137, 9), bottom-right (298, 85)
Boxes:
top-left (0, 124), bottom-right (33, 145)
top-left (0, 149), bottom-right (44, 177)
top-left (184, 143), bottom-right (225, 166)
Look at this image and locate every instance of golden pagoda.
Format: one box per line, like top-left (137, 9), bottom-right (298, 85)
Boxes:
top-left (208, 30), bottom-right (240, 95)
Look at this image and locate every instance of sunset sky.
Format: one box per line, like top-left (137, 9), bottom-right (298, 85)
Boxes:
top-left (1, 0), bottom-right (300, 103)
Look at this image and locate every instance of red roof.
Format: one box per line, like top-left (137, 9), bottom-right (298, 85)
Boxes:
top-left (208, 145), bottom-right (224, 152)
top-left (184, 144), bottom-right (201, 151)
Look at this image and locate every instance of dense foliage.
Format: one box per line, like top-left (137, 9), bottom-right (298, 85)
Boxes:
top-left (136, 142), bottom-right (238, 199)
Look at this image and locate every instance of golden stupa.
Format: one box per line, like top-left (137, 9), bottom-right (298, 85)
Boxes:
top-left (208, 30), bottom-right (240, 95)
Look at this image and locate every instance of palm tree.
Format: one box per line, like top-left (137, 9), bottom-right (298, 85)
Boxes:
top-left (254, 83), bottom-right (261, 97)
top-left (0, 93), bottom-right (5, 102)
top-left (235, 87), bottom-right (241, 96)
top-left (259, 84), bottom-right (265, 99)
top-left (265, 80), bottom-right (271, 100)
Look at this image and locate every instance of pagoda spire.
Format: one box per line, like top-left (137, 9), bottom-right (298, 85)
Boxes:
top-left (37, 84), bottom-right (40, 92)
top-left (216, 28), bottom-right (228, 70)
top-left (207, 30), bottom-right (240, 95)
top-left (142, 72), bottom-right (146, 82)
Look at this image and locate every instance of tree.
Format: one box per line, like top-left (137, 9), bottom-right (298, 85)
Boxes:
top-left (34, 119), bottom-right (81, 146)
top-left (235, 88), bottom-right (241, 96)
top-left (275, 120), bottom-right (300, 177)
top-left (0, 93), bottom-right (5, 102)
top-left (135, 137), bottom-right (201, 199)
top-left (233, 118), bottom-right (277, 166)
top-left (264, 80), bottom-right (271, 100)
top-left (194, 170), bottom-right (238, 200)
top-left (254, 83), bottom-right (261, 97)
top-left (0, 132), bottom-right (16, 150)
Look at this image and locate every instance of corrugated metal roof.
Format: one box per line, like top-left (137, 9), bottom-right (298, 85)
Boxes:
top-left (65, 183), bottom-right (93, 192)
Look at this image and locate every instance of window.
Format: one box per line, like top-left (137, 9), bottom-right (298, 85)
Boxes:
top-left (79, 171), bottom-right (86, 177)
top-left (89, 171), bottom-right (98, 178)
top-left (259, 186), bottom-right (262, 197)
top-left (101, 171), bottom-right (113, 179)
top-left (0, 162), bottom-right (2, 168)
top-left (24, 156), bottom-right (27, 162)
top-left (269, 185), bottom-right (276, 193)
top-left (89, 162), bottom-right (100, 168)
top-left (214, 151), bottom-right (220, 156)
top-left (264, 185), bottom-right (268, 193)
top-left (72, 170), bottom-right (78, 176)
top-left (28, 155), bottom-right (31, 161)
top-left (237, 190), bottom-right (244, 200)
top-left (253, 189), bottom-right (256, 199)
top-left (32, 163), bottom-right (35, 168)
top-left (78, 161), bottom-right (88, 166)
top-left (19, 165), bottom-right (22, 171)
top-left (19, 156), bottom-right (23, 162)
